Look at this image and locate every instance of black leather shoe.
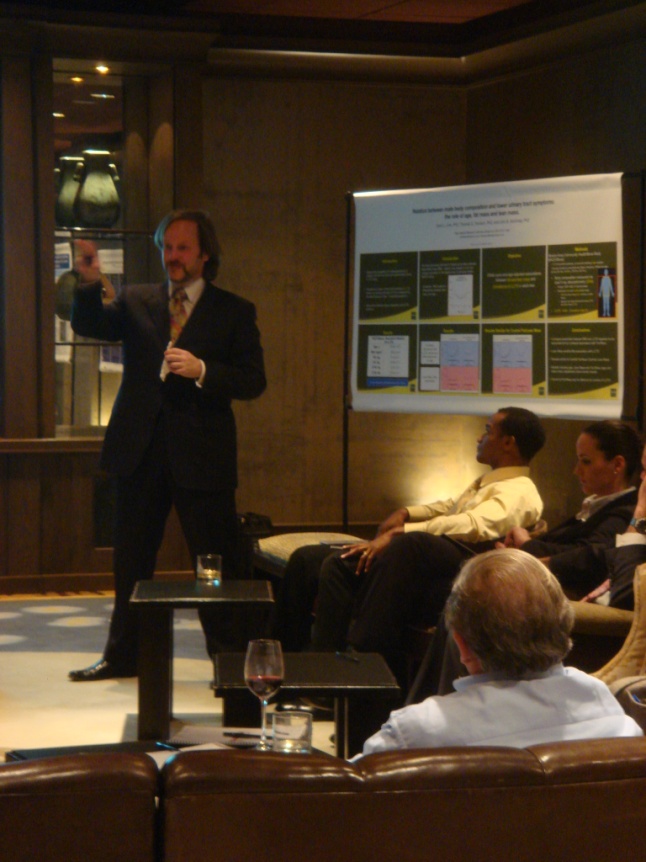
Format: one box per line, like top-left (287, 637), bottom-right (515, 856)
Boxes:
top-left (68, 660), bottom-right (137, 682)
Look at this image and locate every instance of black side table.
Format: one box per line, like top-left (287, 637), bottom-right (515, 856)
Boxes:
top-left (130, 579), bottom-right (274, 740)
top-left (213, 651), bottom-right (400, 758)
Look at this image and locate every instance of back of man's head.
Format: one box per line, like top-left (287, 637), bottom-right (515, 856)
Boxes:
top-left (445, 548), bottom-right (573, 678)
top-left (497, 407), bottom-right (546, 462)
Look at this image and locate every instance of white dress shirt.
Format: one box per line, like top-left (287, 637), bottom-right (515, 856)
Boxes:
top-left (355, 664), bottom-right (642, 760)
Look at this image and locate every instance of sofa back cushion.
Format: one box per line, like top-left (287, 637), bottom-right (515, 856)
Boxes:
top-left (161, 740), bottom-right (646, 862)
top-left (0, 752), bottom-right (158, 862)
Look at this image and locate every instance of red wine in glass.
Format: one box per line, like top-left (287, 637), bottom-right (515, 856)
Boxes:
top-left (244, 640), bottom-right (284, 749)
top-left (246, 675), bottom-right (282, 700)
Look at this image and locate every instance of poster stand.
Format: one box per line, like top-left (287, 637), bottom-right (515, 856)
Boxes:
top-left (340, 173), bottom-right (646, 532)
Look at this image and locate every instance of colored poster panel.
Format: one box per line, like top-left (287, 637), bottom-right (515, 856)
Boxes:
top-left (481, 325), bottom-right (546, 396)
top-left (419, 249), bottom-right (480, 320)
top-left (548, 242), bottom-right (618, 319)
top-left (359, 252), bottom-right (418, 322)
top-left (440, 333), bottom-right (479, 392)
top-left (418, 324), bottom-right (480, 393)
top-left (547, 322), bottom-right (619, 398)
top-left (356, 324), bottom-right (417, 392)
top-left (482, 246), bottom-right (546, 320)
top-left (351, 174), bottom-right (624, 417)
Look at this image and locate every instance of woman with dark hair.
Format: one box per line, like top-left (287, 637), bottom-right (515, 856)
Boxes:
top-left (503, 419), bottom-right (642, 598)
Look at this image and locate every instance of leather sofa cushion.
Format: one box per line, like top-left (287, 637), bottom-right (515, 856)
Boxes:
top-left (161, 740), bottom-right (646, 862)
top-left (0, 753), bottom-right (158, 862)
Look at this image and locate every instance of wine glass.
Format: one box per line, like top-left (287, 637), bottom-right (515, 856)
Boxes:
top-left (244, 639), bottom-right (285, 750)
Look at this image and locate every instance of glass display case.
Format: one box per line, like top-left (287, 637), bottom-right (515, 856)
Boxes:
top-left (52, 64), bottom-right (157, 434)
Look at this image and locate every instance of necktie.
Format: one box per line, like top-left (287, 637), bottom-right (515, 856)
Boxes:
top-left (452, 477), bottom-right (482, 514)
top-left (169, 287), bottom-right (187, 342)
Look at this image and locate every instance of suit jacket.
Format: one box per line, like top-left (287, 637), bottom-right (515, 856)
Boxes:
top-left (605, 542), bottom-right (646, 610)
top-left (521, 489), bottom-right (637, 595)
top-left (71, 279), bottom-right (266, 490)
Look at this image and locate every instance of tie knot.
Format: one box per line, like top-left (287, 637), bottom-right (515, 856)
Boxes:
top-left (171, 287), bottom-right (187, 302)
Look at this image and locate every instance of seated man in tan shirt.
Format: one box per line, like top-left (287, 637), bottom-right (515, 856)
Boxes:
top-left (273, 407), bottom-right (545, 676)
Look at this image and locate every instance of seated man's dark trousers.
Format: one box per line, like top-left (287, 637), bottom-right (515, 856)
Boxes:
top-left (405, 613), bottom-right (462, 703)
top-left (270, 544), bottom-right (334, 651)
top-left (311, 532), bottom-right (476, 687)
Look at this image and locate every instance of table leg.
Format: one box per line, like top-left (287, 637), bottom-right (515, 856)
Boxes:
top-left (333, 697), bottom-right (349, 759)
top-left (137, 607), bottom-right (173, 740)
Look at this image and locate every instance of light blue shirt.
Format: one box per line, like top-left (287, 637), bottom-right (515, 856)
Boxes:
top-left (355, 664), bottom-right (642, 760)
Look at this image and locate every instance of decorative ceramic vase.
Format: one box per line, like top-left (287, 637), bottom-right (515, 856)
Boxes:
top-left (55, 155), bottom-right (85, 227)
top-left (74, 149), bottom-right (121, 228)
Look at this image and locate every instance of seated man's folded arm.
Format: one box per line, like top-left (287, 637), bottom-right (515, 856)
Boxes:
top-left (405, 482), bottom-right (543, 544)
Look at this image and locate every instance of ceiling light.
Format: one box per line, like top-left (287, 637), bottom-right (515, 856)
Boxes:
top-left (90, 93), bottom-right (115, 99)
top-left (95, 64), bottom-right (110, 74)
top-left (53, 112), bottom-right (65, 118)
top-left (70, 75), bottom-right (84, 84)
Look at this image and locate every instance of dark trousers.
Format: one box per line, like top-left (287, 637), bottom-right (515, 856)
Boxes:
top-left (103, 421), bottom-right (239, 669)
top-left (270, 544), bottom-right (334, 651)
top-left (311, 533), bottom-right (473, 686)
top-left (405, 613), bottom-right (465, 704)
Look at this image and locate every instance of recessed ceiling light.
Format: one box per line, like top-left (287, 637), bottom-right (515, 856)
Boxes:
top-left (95, 64), bottom-right (110, 75)
top-left (53, 112), bottom-right (65, 118)
top-left (90, 93), bottom-right (115, 100)
top-left (70, 76), bottom-right (84, 84)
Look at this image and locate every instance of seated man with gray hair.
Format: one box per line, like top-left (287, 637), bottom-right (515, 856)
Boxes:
top-left (355, 548), bottom-right (641, 758)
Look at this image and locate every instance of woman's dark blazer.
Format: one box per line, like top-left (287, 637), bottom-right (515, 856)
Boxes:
top-left (521, 488), bottom-right (637, 595)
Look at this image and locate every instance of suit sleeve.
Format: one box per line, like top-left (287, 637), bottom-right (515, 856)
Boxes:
top-left (70, 280), bottom-right (125, 342)
top-left (523, 508), bottom-right (634, 593)
top-left (607, 543), bottom-right (646, 609)
top-left (200, 299), bottom-right (266, 401)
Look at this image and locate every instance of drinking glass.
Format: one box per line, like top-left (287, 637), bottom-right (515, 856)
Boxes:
top-left (244, 639), bottom-right (284, 750)
top-left (196, 553), bottom-right (223, 586)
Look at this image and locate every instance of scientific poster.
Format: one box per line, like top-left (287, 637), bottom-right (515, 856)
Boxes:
top-left (350, 174), bottom-right (623, 418)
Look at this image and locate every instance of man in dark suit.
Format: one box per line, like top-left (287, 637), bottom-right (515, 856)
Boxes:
top-left (68, 209), bottom-right (266, 681)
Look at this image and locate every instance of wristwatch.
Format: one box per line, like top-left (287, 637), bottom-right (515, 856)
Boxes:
top-left (630, 517), bottom-right (646, 534)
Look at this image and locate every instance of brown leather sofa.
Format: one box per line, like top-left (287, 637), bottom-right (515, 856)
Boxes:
top-left (0, 752), bottom-right (158, 862)
top-left (3, 740), bottom-right (646, 861)
top-left (161, 740), bottom-right (646, 862)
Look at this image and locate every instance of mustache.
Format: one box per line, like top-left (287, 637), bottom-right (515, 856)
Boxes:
top-left (166, 261), bottom-right (188, 274)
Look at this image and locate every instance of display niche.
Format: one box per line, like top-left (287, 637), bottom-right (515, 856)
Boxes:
top-left (53, 65), bottom-right (153, 435)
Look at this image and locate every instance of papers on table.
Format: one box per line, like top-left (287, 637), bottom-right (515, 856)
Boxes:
top-left (169, 725), bottom-right (262, 749)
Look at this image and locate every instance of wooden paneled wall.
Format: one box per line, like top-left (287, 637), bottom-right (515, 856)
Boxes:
top-left (203, 43), bottom-right (644, 533)
top-left (0, 441), bottom-right (191, 592)
top-left (203, 78), bottom-right (468, 527)
top-left (0, 24), bottom-right (643, 590)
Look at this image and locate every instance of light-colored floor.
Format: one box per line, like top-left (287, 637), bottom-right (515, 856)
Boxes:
top-left (0, 596), bottom-right (335, 758)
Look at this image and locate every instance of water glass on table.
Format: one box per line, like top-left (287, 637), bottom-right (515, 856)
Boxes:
top-left (196, 553), bottom-right (223, 586)
top-left (272, 710), bottom-right (312, 753)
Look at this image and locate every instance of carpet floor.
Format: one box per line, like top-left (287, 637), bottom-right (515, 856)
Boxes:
top-left (0, 594), bottom-right (334, 758)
